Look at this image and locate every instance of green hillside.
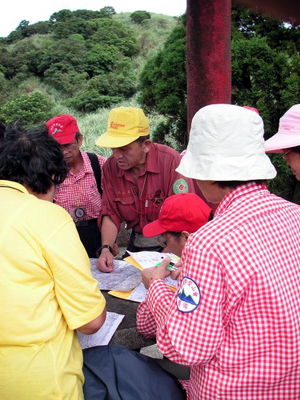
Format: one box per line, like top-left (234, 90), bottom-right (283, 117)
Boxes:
top-left (0, 8), bottom-right (179, 155)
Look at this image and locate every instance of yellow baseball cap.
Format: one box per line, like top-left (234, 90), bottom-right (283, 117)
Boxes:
top-left (96, 107), bottom-right (149, 148)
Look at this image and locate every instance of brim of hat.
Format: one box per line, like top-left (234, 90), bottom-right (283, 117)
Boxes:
top-left (176, 150), bottom-right (277, 181)
top-left (53, 133), bottom-right (76, 145)
top-left (95, 132), bottom-right (140, 148)
top-left (265, 132), bottom-right (300, 153)
top-left (143, 220), bottom-right (166, 238)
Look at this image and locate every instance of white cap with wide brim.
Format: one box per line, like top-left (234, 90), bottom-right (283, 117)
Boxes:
top-left (176, 104), bottom-right (276, 181)
top-left (264, 104), bottom-right (300, 153)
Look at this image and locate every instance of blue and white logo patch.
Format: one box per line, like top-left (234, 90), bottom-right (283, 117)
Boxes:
top-left (177, 276), bottom-right (201, 313)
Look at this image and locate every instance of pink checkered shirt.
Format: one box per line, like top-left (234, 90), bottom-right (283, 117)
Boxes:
top-left (137, 183), bottom-right (300, 399)
top-left (54, 150), bottom-right (106, 222)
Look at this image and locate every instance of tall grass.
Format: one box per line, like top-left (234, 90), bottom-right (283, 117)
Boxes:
top-left (78, 96), bottom-right (169, 158)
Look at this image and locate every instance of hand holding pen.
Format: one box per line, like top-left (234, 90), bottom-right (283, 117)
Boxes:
top-left (170, 260), bottom-right (182, 280)
top-left (141, 257), bottom-right (172, 289)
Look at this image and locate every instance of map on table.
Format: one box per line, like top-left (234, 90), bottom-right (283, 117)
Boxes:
top-left (77, 311), bottom-right (124, 349)
top-left (90, 258), bottom-right (141, 291)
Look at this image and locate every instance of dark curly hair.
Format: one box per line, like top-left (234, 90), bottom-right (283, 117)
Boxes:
top-left (0, 124), bottom-right (68, 194)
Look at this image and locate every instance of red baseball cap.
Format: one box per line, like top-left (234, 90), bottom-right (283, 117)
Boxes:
top-left (143, 193), bottom-right (212, 237)
top-left (243, 106), bottom-right (259, 114)
top-left (46, 114), bottom-right (79, 145)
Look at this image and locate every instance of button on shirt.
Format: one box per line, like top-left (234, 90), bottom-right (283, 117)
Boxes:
top-left (101, 143), bottom-right (195, 233)
top-left (54, 150), bottom-right (106, 222)
top-left (137, 183), bottom-right (300, 399)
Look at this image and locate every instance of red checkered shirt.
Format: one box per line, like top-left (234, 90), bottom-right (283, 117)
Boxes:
top-left (54, 150), bottom-right (106, 222)
top-left (137, 183), bottom-right (300, 399)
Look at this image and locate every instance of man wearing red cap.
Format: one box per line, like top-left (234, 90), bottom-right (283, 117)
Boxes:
top-left (46, 114), bottom-right (106, 257)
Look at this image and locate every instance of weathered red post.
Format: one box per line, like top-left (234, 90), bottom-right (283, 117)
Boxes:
top-left (186, 0), bottom-right (232, 130)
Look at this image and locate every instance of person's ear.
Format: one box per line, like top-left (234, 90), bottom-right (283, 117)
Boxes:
top-left (77, 134), bottom-right (83, 147)
top-left (142, 139), bottom-right (152, 153)
top-left (181, 231), bottom-right (190, 241)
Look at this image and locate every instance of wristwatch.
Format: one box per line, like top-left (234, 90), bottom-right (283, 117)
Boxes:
top-left (98, 244), bottom-right (113, 253)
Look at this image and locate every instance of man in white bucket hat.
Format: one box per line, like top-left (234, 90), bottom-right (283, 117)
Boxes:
top-left (136, 104), bottom-right (300, 399)
top-left (265, 104), bottom-right (300, 180)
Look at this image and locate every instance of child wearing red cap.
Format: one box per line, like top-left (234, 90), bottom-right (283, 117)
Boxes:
top-left (143, 193), bottom-right (212, 258)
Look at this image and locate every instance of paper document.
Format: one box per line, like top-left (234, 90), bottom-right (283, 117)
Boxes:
top-left (90, 258), bottom-right (141, 291)
top-left (127, 251), bottom-right (179, 290)
top-left (127, 251), bottom-right (180, 269)
top-left (77, 311), bottom-right (124, 349)
top-left (128, 282), bottom-right (148, 302)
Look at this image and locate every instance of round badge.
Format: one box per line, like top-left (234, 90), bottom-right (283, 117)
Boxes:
top-left (177, 276), bottom-right (201, 313)
top-left (173, 178), bottom-right (188, 194)
top-left (74, 207), bottom-right (86, 218)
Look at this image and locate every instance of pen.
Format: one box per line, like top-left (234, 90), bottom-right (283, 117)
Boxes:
top-left (166, 262), bottom-right (178, 272)
top-left (155, 261), bottom-right (178, 272)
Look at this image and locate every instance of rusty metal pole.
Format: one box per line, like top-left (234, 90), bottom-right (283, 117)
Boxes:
top-left (186, 0), bottom-right (232, 130)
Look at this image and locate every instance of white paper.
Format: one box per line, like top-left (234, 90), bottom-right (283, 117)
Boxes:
top-left (90, 258), bottom-right (141, 291)
top-left (126, 276), bottom-right (178, 304)
top-left (164, 276), bottom-right (178, 289)
top-left (127, 251), bottom-right (179, 291)
top-left (128, 251), bottom-right (180, 269)
top-left (128, 282), bottom-right (148, 302)
top-left (77, 311), bottom-right (125, 349)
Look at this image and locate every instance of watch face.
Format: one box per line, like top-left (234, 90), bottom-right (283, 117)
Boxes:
top-left (74, 207), bottom-right (86, 218)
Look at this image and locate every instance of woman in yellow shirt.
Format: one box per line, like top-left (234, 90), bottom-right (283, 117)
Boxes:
top-left (0, 125), bottom-right (106, 400)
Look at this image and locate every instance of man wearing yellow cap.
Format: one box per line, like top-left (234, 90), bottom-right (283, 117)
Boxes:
top-left (96, 106), bottom-right (195, 272)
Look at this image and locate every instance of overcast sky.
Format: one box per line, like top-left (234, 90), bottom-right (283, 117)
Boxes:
top-left (0, 0), bottom-right (186, 37)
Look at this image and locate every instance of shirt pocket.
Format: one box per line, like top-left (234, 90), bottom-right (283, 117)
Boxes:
top-left (113, 197), bottom-right (136, 223)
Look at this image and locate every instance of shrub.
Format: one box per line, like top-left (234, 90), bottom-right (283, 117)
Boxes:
top-left (0, 91), bottom-right (54, 126)
top-left (67, 90), bottom-right (122, 112)
top-left (130, 11), bottom-right (151, 25)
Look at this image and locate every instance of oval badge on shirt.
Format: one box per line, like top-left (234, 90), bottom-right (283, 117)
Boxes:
top-left (173, 178), bottom-right (188, 194)
top-left (177, 276), bottom-right (201, 313)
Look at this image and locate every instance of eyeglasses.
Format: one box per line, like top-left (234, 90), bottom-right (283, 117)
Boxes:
top-left (61, 141), bottom-right (77, 150)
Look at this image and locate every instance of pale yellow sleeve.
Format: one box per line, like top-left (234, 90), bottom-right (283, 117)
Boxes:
top-left (43, 210), bottom-right (106, 330)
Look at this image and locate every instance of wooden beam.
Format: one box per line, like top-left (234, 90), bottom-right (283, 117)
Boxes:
top-left (186, 0), bottom-right (232, 130)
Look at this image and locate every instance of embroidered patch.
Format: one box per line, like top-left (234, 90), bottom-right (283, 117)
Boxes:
top-left (173, 178), bottom-right (188, 194)
top-left (177, 276), bottom-right (201, 313)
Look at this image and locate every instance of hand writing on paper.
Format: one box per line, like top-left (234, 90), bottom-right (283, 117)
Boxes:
top-left (142, 257), bottom-right (171, 289)
top-left (170, 260), bottom-right (183, 280)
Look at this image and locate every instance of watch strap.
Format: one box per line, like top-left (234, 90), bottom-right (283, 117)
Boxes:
top-left (99, 244), bottom-right (113, 253)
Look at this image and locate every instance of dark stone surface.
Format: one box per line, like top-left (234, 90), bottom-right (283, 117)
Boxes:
top-left (103, 291), bottom-right (156, 350)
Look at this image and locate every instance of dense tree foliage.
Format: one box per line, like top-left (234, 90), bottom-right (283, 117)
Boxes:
top-left (139, 7), bottom-right (299, 142)
top-left (139, 23), bottom-right (187, 148)
top-left (130, 11), bottom-right (151, 25)
top-left (0, 91), bottom-right (53, 125)
top-left (0, 8), bottom-right (138, 113)
top-left (139, 7), bottom-right (299, 199)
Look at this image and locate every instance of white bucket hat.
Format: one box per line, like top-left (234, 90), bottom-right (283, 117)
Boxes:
top-left (264, 104), bottom-right (300, 153)
top-left (176, 104), bottom-right (276, 181)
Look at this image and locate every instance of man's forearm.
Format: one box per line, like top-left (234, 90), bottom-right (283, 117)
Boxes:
top-left (101, 215), bottom-right (118, 247)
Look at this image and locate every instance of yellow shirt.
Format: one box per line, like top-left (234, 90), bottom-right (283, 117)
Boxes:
top-left (0, 180), bottom-right (106, 400)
